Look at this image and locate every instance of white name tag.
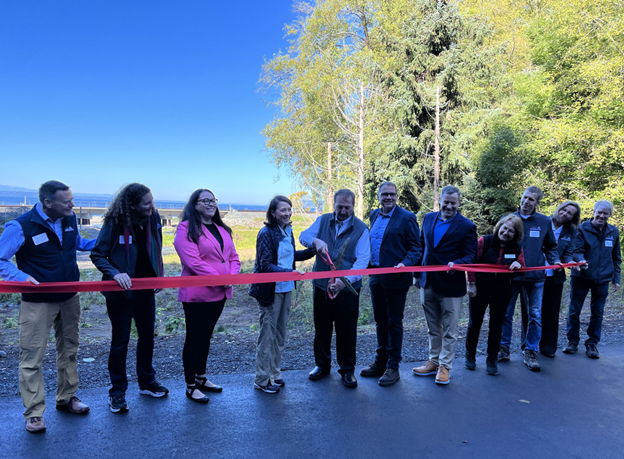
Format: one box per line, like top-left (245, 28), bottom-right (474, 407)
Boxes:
top-left (64, 227), bottom-right (75, 232)
top-left (530, 231), bottom-right (540, 238)
top-left (504, 254), bottom-right (516, 259)
top-left (119, 235), bottom-right (132, 244)
top-left (32, 233), bottom-right (49, 245)
top-left (606, 240), bottom-right (613, 247)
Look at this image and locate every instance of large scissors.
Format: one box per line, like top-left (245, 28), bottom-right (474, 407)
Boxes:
top-left (318, 238), bottom-right (359, 299)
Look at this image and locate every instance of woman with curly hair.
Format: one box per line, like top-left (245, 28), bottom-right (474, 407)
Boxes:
top-left (174, 189), bottom-right (240, 403)
top-left (91, 183), bottom-right (168, 414)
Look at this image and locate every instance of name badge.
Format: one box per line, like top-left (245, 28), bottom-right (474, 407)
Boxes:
top-left (606, 240), bottom-right (613, 247)
top-left (32, 233), bottom-right (49, 245)
top-left (530, 231), bottom-right (540, 237)
top-left (119, 235), bottom-right (132, 244)
top-left (64, 227), bottom-right (75, 232)
top-left (504, 254), bottom-right (516, 259)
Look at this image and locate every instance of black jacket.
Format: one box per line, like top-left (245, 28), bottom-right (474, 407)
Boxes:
top-left (550, 222), bottom-right (584, 284)
top-left (248, 225), bottom-right (314, 305)
top-left (571, 219), bottom-right (621, 285)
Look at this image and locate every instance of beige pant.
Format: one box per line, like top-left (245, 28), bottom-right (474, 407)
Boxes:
top-left (255, 292), bottom-right (291, 386)
top-left (421, 287), bottom-right (463, 370)
top-left (19, 294), bottom-right (81, 418)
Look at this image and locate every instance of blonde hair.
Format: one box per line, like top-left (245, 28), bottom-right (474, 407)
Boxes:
top-left (493, 214), bottom-right (524, 243)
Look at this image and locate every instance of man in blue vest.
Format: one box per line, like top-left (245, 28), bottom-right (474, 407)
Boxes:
top-left (413, 185), bottom-right (477, 385)
top-left (360, 181), bottom-right (422, 386)
top-left (300, 189), bottom-right (370, 388)
top-left (0, 180), bottom-right (95, 433)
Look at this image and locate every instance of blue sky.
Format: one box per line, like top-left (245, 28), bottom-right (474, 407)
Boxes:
top-left (0, 0), bottom-right (298, 205)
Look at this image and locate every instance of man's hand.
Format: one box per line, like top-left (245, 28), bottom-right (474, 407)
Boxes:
top-left (114, 273), bottom-right (132, 290)
top-left (330, 278), bottom-right (345, 295)
top-left (554, 261), bottom-right (564, 271)
top-left (467, 283), bottom-right (477, 298)
top-left (395, 263), bottom-right (405, 269)
top-left (509, 261), bottom-right (522, 271)
top-left (447, 261), bottom-right (455, 274)
top-left (613, 283), bottom-right (620, 292)
top-left (313, 238), bottom-right (328, 255)
top-left (579, 260), bottom-right (589, 270)
top-left (26, 276), bottom-right (39, 285)
top-left (414, 277), bottom-right (421, 289)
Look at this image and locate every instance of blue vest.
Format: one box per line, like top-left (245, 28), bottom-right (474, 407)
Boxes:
top-left (312, 213), bottom-right (367, 290)
top-left (14, 206), bottom-right (80, 303)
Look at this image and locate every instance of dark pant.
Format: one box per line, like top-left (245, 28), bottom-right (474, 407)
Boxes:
top-left (540, 277), bottom-right (564, 354)
top-left (466, 275), bottom-right (512, 361)
top-left (182, 299), bottom-right (226, 385)
top-left (369, 282), bottom-right (409, 370)
top-left (567, 277), bottom-right (610, 345)
top-left (106, 291), bottom-right (157, 396)
top-left (313, 286), bottom-right (359, 374)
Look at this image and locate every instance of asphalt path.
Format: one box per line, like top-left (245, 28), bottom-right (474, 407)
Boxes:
top-left (1, 346), bottom-right (623, 459)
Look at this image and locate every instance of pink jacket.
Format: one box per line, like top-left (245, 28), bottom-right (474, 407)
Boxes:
top-left (174, 221), bottom-right (241, 302)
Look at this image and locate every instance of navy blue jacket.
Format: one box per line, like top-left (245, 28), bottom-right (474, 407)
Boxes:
top-left (513, 210), bottom-right (560, 283)
top-left (14, 205), bottom-right (80, 303)
top-left (419, 211), bottom-right (478, 297)
top-left (571, 220), bottom-right (621, 285)
top-left (368, 206), bottom-right (422, 289)
top-left (550, 222), bottom-right (584, 284)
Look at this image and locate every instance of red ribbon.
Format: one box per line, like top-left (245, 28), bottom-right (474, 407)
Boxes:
top-left (0, 263), bottom-right (583, 294)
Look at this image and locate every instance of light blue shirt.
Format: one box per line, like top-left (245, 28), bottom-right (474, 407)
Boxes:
top-left (370, 206), bottom-right (396, 266)
top-left (275, 225), bottom-right (295, 293)
top-left (299, 213), bottom-right (370, 284)
top-left (0, 204), bottom-right (96, 281)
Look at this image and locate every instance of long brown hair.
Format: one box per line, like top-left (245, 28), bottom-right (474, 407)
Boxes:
top-left (103, 183), bottom-right (152, 228)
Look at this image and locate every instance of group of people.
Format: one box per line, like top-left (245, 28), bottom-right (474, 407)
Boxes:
top-left (0, 180), bottom-right (620, 434)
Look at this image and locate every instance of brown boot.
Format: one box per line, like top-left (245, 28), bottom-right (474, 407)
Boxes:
top-left (26, 417), bottom-right (46, 434)
top-left (435, 366), bottom-right (450, 385)
top-left (56, 396), bottom-right (90, 415)
top-left (412, 361), bottom-right (438, 376)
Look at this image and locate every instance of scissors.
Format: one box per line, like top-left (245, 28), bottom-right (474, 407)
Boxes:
top-left (318, 238), bottom-right (359, 299)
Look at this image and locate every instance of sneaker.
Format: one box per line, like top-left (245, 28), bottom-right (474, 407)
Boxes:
top-left (254, 382), bottom-right (280, 394)
top-left (465, 354), bottom-right (476, 370)
top-left (25, 416), bottom-right (46, 433)
top-left (435, 366), bottom-right (450, 385)
top-left (378, 369), bottom-right (400, 387)
top-left (412, 361), bottom-right (439, 376)
top-left (524, 349), bottom-right (541, 372)
top-left (108, 395), bottom-right (129, 413)
top-left (273, 379), bottom-right (285, 387)
top-left (139, 381), bottom-right (169, 398)
top-left (586, 343), bottom-right (600, 359)
top-left (497, 346), bottom-right (510, 362)
top-left (486, 359), bottom-right (499, 376)
top-left (563, 340), bottom-right (579, 354)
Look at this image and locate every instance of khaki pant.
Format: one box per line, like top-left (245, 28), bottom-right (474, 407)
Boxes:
top-left (421, 287), bottom-right (463, 370)
top-left (255, 292), bottom-right (291, 386)
top-left (19, 294), bottom-right (81, 418)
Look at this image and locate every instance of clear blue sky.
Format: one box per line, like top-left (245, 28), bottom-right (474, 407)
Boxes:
top-left (0, 0), bottom-right (298, 205)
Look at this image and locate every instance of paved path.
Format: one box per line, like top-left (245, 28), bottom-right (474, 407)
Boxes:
top-left (1, 346), bottom-right (623, 459)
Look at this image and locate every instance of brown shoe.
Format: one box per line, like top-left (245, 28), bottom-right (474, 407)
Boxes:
top-left (412, 361), bottom-right (438, 376)
top-left (26, 417), bottom-right (46, 434)
top-left (435, 366), bottom-right (450, 385)
top-left (56, 396), bottom-right (90, 415)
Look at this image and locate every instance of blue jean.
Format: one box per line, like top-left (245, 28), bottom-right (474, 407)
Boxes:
top-left (566, 277), bottom-right (610, 345)
top-left (501, 281), bottom-right (545, 352)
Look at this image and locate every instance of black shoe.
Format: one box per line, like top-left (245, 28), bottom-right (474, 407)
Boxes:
top-left (360, 364), bottom-right (386, 377)
top-left (497, 346), bottom-right (510, 362)
top-left (308, 366), bottom-right (330, 381)
top-left (186, 385), bottom-right (209, 404)
top-left (486, 359), bottom-right (499, 376)
top-left (465, 354), bottom-right (476, 370)
top-left (139, 381), bottom-right (169, 398)
top-left (586, 343), bottom-right (600, 359)
top-left (273, 379), bottom-right (285, 387)
top-left (254, 382), bottom-right (280, 394)
top-left (341, 373), bottom-right (358, 388)
top-left (378, 369), bottom-right (400, 387)
top-left (540, 349), bottom-right (556, 358)
top-left (524, 349), bottom-right (541, 372)
top-left (108, 395), bottom-right (128, 413)
top-left (563, 340), bottom-right (579, 354)
top-left (195, 376), bottom-right (223, 393)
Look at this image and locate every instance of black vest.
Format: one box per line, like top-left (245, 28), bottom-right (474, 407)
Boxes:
top-left (14, 206), bottom-right (80, 303)
top-left (476, 234), bottom-right (522, 285)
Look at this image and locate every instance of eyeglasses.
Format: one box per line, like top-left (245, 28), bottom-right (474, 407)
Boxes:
top-left (197, 198), bottom-right (218, 206)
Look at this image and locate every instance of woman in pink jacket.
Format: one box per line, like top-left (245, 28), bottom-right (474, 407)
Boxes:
top-left (174, 189), bottom-right (240, 403)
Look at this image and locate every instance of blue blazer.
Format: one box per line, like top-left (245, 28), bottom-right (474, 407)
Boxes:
top-left (369, 206), bottom-right (422, 289)
top-left (419, 211), bottom-right (477, 297)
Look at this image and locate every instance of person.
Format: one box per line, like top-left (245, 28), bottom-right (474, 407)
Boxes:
top-left (0, 180), bottom-right (94, 433)
top-left (499, 186), bottom-right (562, 372)
top-left (174, 189), bottom-right (241, 403)
top-left (90, 183), bottom-right (169, 414)
top-left (248, 195), bottom-right (314, 394)
top-left (300, 189), bottom-right (370, 388)
top-left (564, 201), bottom-right (621, 358)
top-left (360, 182), bottom-right (422, 386)
top-left (539, 201), bottom-right (585, 357)
top-left (412, 185), bottom-right (477, 385)
top-left (465, 214), bottom-right (525, 376)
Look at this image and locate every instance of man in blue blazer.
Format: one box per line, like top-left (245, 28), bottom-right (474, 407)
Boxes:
top-left (413, 186), bottom-right (477, 385)
top-left (360, 182), bottom-right (422, 386)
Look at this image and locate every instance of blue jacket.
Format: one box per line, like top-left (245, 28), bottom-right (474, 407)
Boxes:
top-left (419, 211), bottom-right (477, 297)
top-left (513, 210), bottom-right (560, 283)
top-left (550, 222), bottom-right (584, 284)
top-left (571, 220), bottom-right (621, 285)
top-left (368, 206), bottom-right (422, 289)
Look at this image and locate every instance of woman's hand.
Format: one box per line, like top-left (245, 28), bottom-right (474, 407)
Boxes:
top-left (294, 270), bottom-right (306, 275)
top-left (114, 273), bottom-right (132, 290)
top-left (467, 283), bottom-right (477, 298)
top-left (509, 261), bottom-right (522, 271)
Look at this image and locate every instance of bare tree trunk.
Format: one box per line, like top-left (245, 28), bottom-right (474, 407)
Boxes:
top-left (433, 85), bottom-right (441, 211)
top-left (327, 142), bottom-right (334, 213)
top-left (357, 80), bottom-right (365, 220)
